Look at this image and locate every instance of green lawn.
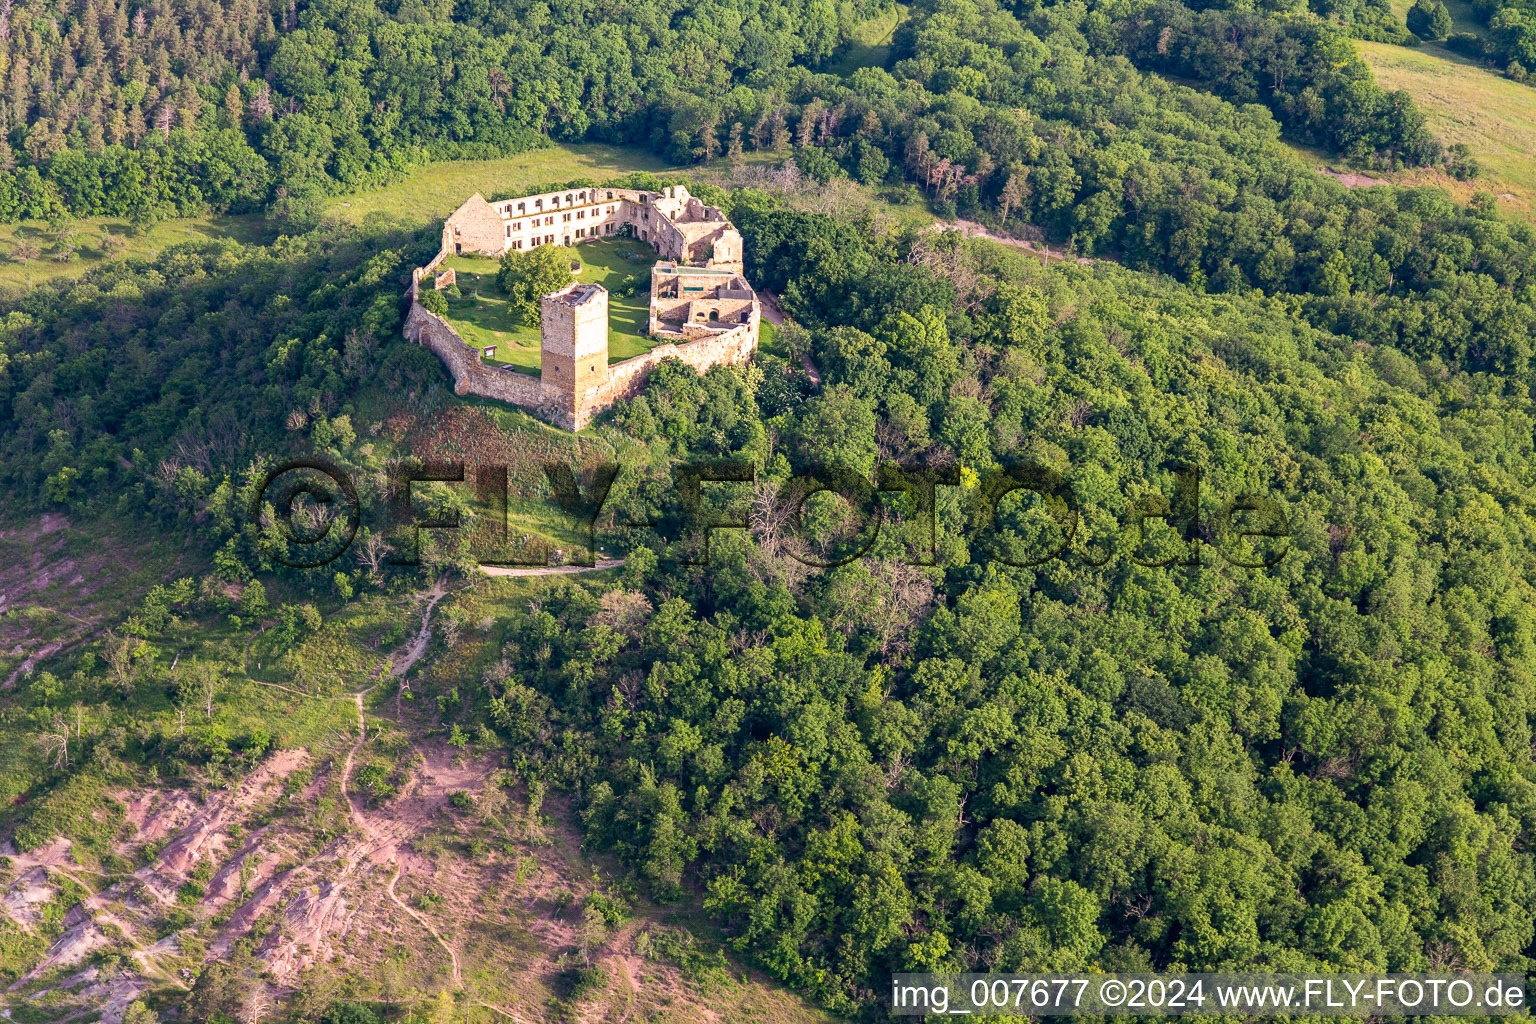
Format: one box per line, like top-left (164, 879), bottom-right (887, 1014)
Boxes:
top-left (328, 143), bottom-right (683, 226)
top-left (825, 4), bottom-right (909, 76)
top-left (438, 238), bottom-right (658, 374)
top-left (1357, 41), bottom-right (1536, 210)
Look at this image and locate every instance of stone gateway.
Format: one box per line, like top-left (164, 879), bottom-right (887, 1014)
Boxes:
top-left (406, 183), bottom-right (761, 430)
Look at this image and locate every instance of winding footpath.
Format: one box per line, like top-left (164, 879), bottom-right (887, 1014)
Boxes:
top-left (247, 581), bottom-right (466, 990)
top-left (479, 558), bottom-right (624, 578)
top-left (336, 581), bottom-right (464, 989)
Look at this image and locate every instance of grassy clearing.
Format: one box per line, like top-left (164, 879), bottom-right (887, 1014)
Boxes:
top-left (439, 239), bottom-right (657, 374)
top-left (1357, 41), bottom-right (1536, 212)
top-left (0, 144), bottom-right (676, 293)
top-left (0, 213), bottom-right (269, 291)
top-left (825, 3), bottom-right (909, 76)
top-left (328, 144), bottom-right (684, 227)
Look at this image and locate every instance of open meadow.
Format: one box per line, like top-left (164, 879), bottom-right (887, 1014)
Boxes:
top-left (1356, 41), bottom-right (1536, 213)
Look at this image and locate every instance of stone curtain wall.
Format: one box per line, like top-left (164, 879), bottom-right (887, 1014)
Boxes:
top-left (411, 183), bottom-right (761, 430)
top-left (410, 244), bottom-right (450, 297)
top-left (404, 303), bottom-right (544, 408)
top-left (606, 319), bottom-right (760, 396)
top-left (404, 293), bottom-right (758, 430)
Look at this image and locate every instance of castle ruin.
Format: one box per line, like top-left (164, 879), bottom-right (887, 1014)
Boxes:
top-left (405, 182), bottom-right (760, 430)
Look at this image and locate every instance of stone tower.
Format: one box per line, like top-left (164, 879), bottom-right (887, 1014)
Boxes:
top-left (539, 282), bottom-right (611, 429)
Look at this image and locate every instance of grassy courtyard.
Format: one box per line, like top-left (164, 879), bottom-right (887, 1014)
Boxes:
top-left (438, 238), bottom-right (657, 375)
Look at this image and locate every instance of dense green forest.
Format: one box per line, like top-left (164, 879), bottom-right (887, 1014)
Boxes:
top-left (0, 0), bottom-right (1460, 231)
top-left (4, 0), bottom-right (1536, 1016)
top-left (1459, 0), bottom-right (1536, 79)
top-left (4, 176), bottom-right (1536, 1017)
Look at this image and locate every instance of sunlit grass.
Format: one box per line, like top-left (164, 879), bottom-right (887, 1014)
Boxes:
top-left (438, 240), bottom-right (658, 374)
top-left (328, 144), bottom-right (683, 227)
top-left (825, 3), bottom-right (909, 76)
top-left (1357, 41), bottom-right (1536, 215)
top-left (0, 213), bottom-right (270, 291)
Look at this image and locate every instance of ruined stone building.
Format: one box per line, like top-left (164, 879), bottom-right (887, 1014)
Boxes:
top-left (649, 264), bottom-right (758, 339)
top-left (405, 183), bottom-right (760, 430)
top-left (441, 183), bottom-right (744, 271)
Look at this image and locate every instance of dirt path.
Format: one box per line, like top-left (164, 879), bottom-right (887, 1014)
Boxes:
top-left (479, 558), bottom-right (624, 578)
top-left (2, 641), bottom-right (65, 689)
top-left (35, 864), bottom-right (175, 984)
top-left (392, 580), bottom-right (450, 676)
top-left (755, 291), bottom-right (822, 385)
top-left (241, 581), bottom-right (465, 989)
top-left (758, 289), bottom-right (787, 327)
top-left (1319, 166), bottom-right (1389, 187)
top-left (385, 861), bottom-right (462, 988)
top-left (337, 671), bottom-right (463, 989)
top-left (334, 578), bottom-right (464, 988)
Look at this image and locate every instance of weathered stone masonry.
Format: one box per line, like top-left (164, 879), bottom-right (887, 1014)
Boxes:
top-left (407, 183), bottom-right (760, 431)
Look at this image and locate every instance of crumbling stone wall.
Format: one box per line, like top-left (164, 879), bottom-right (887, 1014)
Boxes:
top-left (607, 320), bottom-right (760, 396)
top-left (405, 303), bottom-right (544, 409)
top-left (406, 294), bottom-right (757, 430)
top-left (415, 181), bottom-right (761, 430)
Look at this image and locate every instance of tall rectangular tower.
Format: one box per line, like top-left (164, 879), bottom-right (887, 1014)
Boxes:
top-left (539, 283), bottom-right (611, 429)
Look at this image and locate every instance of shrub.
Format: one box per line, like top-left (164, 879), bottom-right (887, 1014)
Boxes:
top-left (497, 245), bottom-right (570, 321)
top-left (417, 289), bottom-right (448, 316)
top-left (559, 964), bottom-right (606, 1001)
top-left (322, 1002), bottom-right (382, 1024)
top-left (1445, 31), bottom-right (1484, 56)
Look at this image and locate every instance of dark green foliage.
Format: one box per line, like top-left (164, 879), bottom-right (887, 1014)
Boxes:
top-left (4, 0), bottom-right (1536, 1014)
top-left (0, 0), bottom-right (1454, 234)
top-left (182, 942), bottom-right (261, 1023)
top-left (498, 244), bottom-right (574, 322)
top-left (1470, 0), bottom-right (1536, 77)
top-left (417, 289), bottom-right (448, 317)
top-left (1120, 5), bottom-right (1439, 163)
top-left (320, 1002), bottom-right (382, 1024)
top-left (0, 0), bottom-right (880, 218)
top-left (0, 226), bottom-right (417, 512)
top-left (1407, 0), bottom-right (1454, 38)
top-left (490, 198), bottom-right (1536, 1014)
